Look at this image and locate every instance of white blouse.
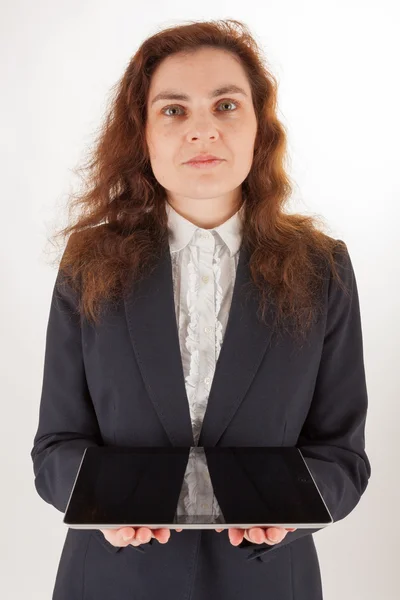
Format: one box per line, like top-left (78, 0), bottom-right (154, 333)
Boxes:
top-left (165, 200), bottom-right (245, 523)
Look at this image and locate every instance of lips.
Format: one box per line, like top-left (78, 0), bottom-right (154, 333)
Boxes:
top-left (185, 154), bottom-right (222, 163)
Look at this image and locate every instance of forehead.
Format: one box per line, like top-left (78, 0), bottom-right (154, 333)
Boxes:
top-left (148, 48), bottom-right (250, 97)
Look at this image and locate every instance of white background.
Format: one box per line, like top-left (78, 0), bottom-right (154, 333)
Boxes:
top-left (1, 1), bottom-right (399, 598)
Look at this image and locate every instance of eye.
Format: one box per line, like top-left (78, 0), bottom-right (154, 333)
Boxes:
top-left (217, 100), bottom-right (239, 112)
top-left (161, 99), bottom-right (239, 117)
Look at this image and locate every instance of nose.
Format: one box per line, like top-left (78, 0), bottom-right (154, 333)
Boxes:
top-left (186, 117), bottom-right (219, 143)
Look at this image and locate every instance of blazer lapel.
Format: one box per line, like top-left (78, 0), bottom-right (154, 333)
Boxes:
top-left (124, 241), bottom-right (275, 448)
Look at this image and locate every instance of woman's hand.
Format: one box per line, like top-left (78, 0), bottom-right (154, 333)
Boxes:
top-left (99, 526), bottom-right (296, 547)
top-left (99, 527), bottom-right (183, 547)
top-left (215, 527), bottom-right (297, 546)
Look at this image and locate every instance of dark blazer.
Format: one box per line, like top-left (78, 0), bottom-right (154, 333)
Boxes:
top-left (30, 235), bottom-right (371, 600)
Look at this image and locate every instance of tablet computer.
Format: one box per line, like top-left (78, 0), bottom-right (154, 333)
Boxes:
top-left (63, 446), bottom-right (333, 530)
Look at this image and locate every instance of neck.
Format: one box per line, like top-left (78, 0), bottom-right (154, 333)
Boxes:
top-left (166, 190), bottom-right (244, 229)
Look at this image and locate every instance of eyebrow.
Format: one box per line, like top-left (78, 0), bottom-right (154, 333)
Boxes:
top-left (150, 84), bottom-right (249, 107)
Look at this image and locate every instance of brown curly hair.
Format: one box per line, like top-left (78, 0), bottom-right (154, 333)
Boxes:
top-left (51, 18), bottom-right (348, 343)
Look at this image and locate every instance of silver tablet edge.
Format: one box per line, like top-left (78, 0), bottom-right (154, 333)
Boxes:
top-left (63, 446), bottom-right (90, 524)
top-left (296, 447), bottom-right (333, 523)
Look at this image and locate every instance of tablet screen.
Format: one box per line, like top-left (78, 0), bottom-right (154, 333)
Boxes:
top-left (63, 446), bottom-right (332, 528)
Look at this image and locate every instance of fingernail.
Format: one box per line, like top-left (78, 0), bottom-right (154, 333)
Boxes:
top-left (122, 533), bottom-right (133, 541)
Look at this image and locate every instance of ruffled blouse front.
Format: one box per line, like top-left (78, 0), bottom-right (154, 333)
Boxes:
top-left (166, 201), bottom-right (244, 523)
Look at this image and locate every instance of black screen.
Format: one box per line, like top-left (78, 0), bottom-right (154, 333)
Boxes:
top-left (63, 446), bottom-right (332, 528)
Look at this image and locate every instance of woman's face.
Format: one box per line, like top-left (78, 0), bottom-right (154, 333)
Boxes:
top-left (145, 47), bottom-right (258, 206)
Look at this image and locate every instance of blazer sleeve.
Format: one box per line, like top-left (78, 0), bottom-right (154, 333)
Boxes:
top-left (30, 254), bottom-right (149, 554)
top-left (30, 263), bottom-right (103, 512)
top-left (240, 241), bottom-right (372, 562)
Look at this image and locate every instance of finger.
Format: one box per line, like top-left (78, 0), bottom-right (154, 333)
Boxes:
top-left (118, 527), bottom-right (136, 544)
top-left (111, 527), bottom-right (137, 546)
top-left (215, 528), bottom-right (224, 532)
top-left (232, 528), bottom-right (267, 545)
top-left (241, 527), bottom-right (287, 545)
top-left (264, 527), bottom-right (288, 543)
top-left (227, 528), bottom-right (245, 546)
top-left (133, 527), bottom-right (155, 544)
top-left (146, 528), bottom-right (171, 544)
top-left (246, 527), bottom-right (268, 544)
top-left (127, 528), bottom-right (162, 546)
top-left (100, 527), bottom-right (154, 548)
top-left (128, 527), bottom-right (159, 546)
top-left (130, 527), bottom-right (193, 544)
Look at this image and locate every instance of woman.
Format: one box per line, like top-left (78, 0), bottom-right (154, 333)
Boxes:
top-left (31, 19), bottom-right (371, 600)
